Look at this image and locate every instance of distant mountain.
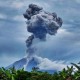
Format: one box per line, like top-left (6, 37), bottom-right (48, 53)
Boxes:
top-left (6, 57), bottom-right (27, 70)
top-left (6, 56), bottom-right (39, 71)
top-left (6, 55), bottom-right (55, 73)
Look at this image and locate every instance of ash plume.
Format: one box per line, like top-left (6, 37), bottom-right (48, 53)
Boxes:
top-left (23, 4), bottom-right (63, 57)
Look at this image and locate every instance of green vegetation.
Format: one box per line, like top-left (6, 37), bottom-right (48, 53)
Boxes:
top-left (0, 63), bottom-right (80, 80)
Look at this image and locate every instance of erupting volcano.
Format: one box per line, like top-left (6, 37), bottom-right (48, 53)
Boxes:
top-left (7, 4), bottom-right (64, 72)
top-left (23, 4), bottom-right (63, 69)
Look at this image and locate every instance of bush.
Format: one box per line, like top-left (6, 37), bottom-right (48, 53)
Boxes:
top-left (0, 63), bottom-right (80, 80)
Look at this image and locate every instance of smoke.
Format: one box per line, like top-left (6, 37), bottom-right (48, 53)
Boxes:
top-left (23, 4), bottom-right (63, 57)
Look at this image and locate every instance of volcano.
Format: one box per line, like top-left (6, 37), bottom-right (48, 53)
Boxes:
top-left (6, 55), bottom-right (39, 71)
top-left (6, 56), bottom-right (55, 74)
top-left (6, 55), bottom-right (67, 74)
top-left (6, 4), bottom-right (65, 74)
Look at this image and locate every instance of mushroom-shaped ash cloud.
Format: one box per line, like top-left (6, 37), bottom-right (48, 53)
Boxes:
top-left (24, 4), bottom-right (63, 55)
top-left (24, 4), bottom-right (63, 40)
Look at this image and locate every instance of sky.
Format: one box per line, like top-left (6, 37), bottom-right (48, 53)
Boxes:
top-left (0, 0), bottom-right (80, 67)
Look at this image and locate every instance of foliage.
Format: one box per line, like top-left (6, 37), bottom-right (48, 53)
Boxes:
top-left (0, 63), bottom-right (80, 80)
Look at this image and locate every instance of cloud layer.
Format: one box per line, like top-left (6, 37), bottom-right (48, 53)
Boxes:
top-left (35, 56), bottom-right (67, 71)
top-left (0, 0), bottom-right (80, 67)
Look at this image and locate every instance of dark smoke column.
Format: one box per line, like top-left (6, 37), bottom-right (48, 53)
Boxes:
top-left (23, 4), bottom-right (63, 57)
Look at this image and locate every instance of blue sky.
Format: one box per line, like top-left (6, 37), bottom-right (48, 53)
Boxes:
top-left (0, 0), bottom-right (80, 67)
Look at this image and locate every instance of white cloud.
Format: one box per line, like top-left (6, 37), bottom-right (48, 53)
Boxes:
top-left (31, 27), bottom-right (80, 62)
top-left (0, 0), bottom-right (51, 10)
top-left (0, 54), bottom-right (20, 67)
top-left (11, 1), bottom-right (24, 9)
top-left (0, 0), bottom-right (25, 9)
top-left (75, 0), bottom-right (80, 3)
top-left (34, 56), bottom-right (69, 71)
top-left (13, 15), bottom-right (25, 21)
top-left (0, 14), bottom-right (7, 19)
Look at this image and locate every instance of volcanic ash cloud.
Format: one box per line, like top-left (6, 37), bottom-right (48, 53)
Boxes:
top-left (23, 4), bottom-right (63, 57)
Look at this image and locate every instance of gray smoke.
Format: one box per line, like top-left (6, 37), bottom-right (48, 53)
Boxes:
top-left (23, 4), bottom-right (63, 55)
